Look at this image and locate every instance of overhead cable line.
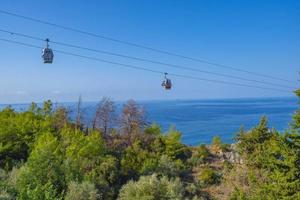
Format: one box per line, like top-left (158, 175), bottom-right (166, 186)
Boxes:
top-left (0, 37), bottom-right (292, 94)
top-left (0, 29), bottom-right (294, 90)
top-left (0, 9), bottom-right (295, 84)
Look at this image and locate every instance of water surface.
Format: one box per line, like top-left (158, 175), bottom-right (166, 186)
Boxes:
top-left (1, 97), bottom-right (297, 145)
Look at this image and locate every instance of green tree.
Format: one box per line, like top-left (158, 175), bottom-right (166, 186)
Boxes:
top-left (0, 104), bottom-right (53, 169)
top-left (42, 100), bottom-right (53, 116)
top-left (164, 128), bottom-right (191, 161)
top-left (120, 140), bottom-right (153, 177)
top-left (233, 109), bottom-right (300, 199)
top-left (61, 127), bottom-right (119, 199)
top-left (235, 116), bottom-right (273, 166)
top-left (16, 133), bottom-right (65, 199)
top-left (291, 89), bottom-right (300, 131)
top-left (52, 106), bottom-right (69, 131)
top-left (61, 128), bottom-right (105, 182)
top-left (144, 124), bottom-right (161, 136)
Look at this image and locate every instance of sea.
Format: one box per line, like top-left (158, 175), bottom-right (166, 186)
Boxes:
top-left (0, 97), bottom-right (298, 146)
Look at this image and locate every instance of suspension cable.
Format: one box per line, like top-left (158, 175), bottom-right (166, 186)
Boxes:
top-left (0, 9), bottom-right (295, 84)
top-left (0, 37), bottom-right (292, 93)
top-left (0, 29), bottom-right (294, 89)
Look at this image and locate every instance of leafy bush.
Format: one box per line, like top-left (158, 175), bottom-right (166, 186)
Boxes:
top-left (0, 169), bottom-right (17, 200)
top-left (118, 174), bottom-right (184, 200)
top-left (65, 181), bottom-right (100, 200)
top-left (198, 167), bottom-right (220, 186)
top-left (189, 145), bottom-right (211, 166)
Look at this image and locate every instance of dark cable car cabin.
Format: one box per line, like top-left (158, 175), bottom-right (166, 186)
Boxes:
top-left (42, 38), bottom-right (54, 64)
top-left (162, 73), bottom-right (172, 90)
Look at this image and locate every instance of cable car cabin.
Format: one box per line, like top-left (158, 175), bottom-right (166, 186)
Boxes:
top-left (42, 38), bottom-right (54, 64)
top-left (42, 48), bottom-right (54, 63)
top-left (162, 78), bottom-right (172, 90)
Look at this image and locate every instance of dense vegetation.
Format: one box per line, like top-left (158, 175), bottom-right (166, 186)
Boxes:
top-left (0, 91), bottom-right (299, 199)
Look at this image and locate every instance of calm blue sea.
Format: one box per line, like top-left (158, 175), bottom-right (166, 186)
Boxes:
top-left (0, 97), bottom-right (298, 145)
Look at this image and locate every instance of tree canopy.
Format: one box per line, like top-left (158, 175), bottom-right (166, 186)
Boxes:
top-left (0, 91), bottom-right (299, 199)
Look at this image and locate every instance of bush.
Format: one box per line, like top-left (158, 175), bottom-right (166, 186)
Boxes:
top-left (156, 155), bottom-right (185, 177)
top-left (118, 174), bottom-right (184, 200)
top-left (0, 169), bottom-right (17, 200)
top-left (189, 145), bottom-right (211, 166)
top-left (65, 181), bottom-right (100, 200)
top-left (198, 167), bottom-right (220, 186)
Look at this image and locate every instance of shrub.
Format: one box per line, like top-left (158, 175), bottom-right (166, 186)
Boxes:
top-left (189, 145), bottom-right (211, 166)
top-left (198, 167), bottom-right (220, 186)
top-left (65, 181), bottom-right (100, 200)
top-left (118, 174), bottom-right (184, 200)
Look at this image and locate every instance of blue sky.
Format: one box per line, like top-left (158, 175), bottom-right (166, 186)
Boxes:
top-left (0, 0), bottom-right (299, 103)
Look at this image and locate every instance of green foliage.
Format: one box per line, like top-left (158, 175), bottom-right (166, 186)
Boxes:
top-left (52, 106), bottom-right (69, 131)
top-left (0, 100), bottom-right (63, 170)
top-left (211, 135), bottom-right (223, 153)
top-left (229, 188), bottom-right (247, 200)
top-left (220, 143), bottom-right (231, 152)
top-left (212, 135), bottom-right (222, 146)
top-left (65, 181), bottom-right (100, 200)
top-left (164, 127), bottom-right (191, 160)
top-left (196, 144), bottom-right (210, 160)
top-left (0, 101), bottom-right (203, 199)
top-left (198, 167), bottom-right (220, 186)
top-left (17, 182), bottom-right (64, 200)
top-left (0, 108), bottom-right (41, 169)
top-left (0, 93), bottom-right (299, 200)
top-left (61, 128), bottom-right (105, 183)
top-left (0, 168), bottom-right (17, 200)
top-left (61, 128), bottom-right (119, 199)
top-left (120, 127), bottom-right (192, 181)
top-left (144, 124), bottom-right (161, 136)
top-left (155, 155), bottom-right (185, 177)
top-left (16, 133), bottom-right (65, 200)
top-left (233, 114), bottom-right (300, 199)
top-left (120, 140), bottom-right (152, 177)
top-left (118, 174), bottom-right (185, 200)
top-left (235, 116), bottom-right (273, 166)
top-left (291, 89), bottom-right (300, 130)
top-left (189, 145), bottom-right (211, 166)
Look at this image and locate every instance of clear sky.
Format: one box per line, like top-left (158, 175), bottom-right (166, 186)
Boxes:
top-left (0, 0), bottom-right (299, 104)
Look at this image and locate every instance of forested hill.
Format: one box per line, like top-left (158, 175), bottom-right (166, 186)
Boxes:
top-left (0, 92), bottom-right (300, 199)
